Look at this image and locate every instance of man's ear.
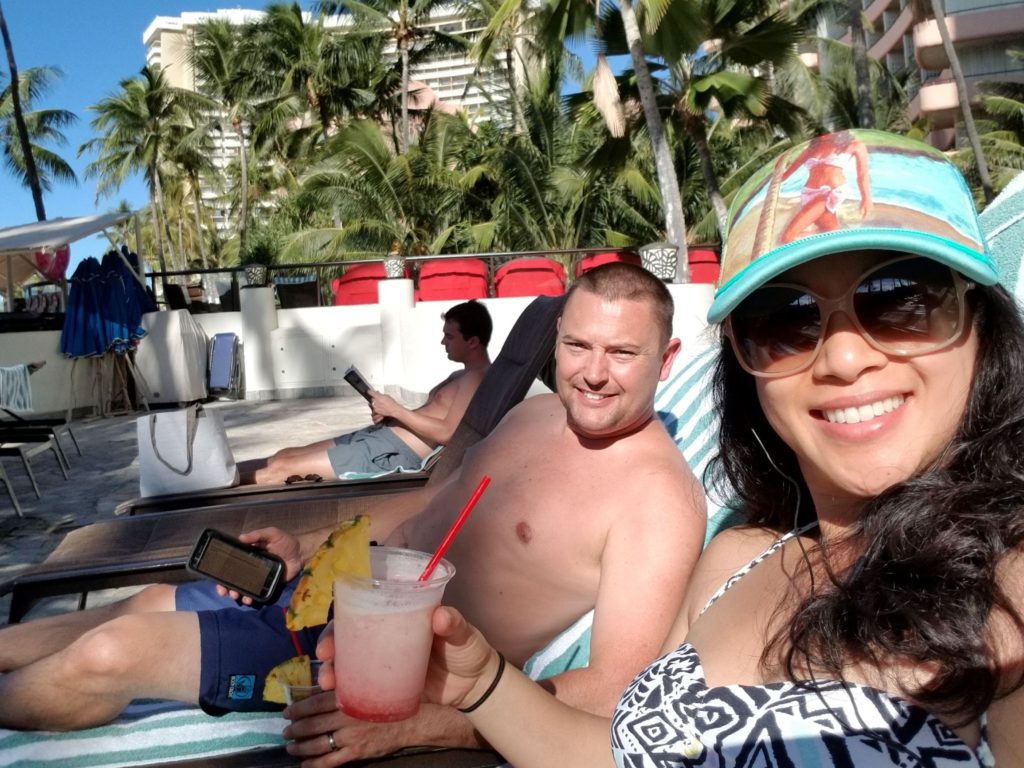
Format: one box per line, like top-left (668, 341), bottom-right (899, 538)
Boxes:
top-left (659, 338), bottom-right (682, 381)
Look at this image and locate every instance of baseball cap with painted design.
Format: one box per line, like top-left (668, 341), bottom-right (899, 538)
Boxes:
top-left (706, 128), bottom-right (998, 324)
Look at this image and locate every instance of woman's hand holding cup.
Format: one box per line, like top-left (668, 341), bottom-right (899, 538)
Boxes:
top-left (425, 606), bottom-right (504, 712)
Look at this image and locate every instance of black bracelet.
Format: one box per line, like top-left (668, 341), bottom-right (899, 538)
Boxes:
top-left (457, 652), bottom-right (506, 714)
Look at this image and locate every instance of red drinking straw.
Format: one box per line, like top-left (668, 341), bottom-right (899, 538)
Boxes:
top-left (418, 475), bottom-right (491, 581)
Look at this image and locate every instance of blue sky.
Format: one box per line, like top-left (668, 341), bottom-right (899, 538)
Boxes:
top-left (0, 2), bottom-right (251, 265)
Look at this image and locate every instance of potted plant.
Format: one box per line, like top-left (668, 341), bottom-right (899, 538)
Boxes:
top-left (383, 240), bottom-right (405, 279)
top-left (240, 229), bottom-right (278, 287)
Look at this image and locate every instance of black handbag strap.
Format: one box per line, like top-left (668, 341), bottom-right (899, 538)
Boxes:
top-left (149, 404), bottom-right (200, 475)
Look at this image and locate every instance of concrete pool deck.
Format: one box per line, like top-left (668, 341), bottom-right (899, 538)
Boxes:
top-left (0, 393), bottom-right (374, 622)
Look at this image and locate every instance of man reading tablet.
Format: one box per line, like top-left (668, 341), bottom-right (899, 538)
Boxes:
top-left (237, 300), bottom-right (492, 484)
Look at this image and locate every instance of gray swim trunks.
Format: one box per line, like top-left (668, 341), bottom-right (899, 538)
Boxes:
top-left (326, 423), bottom-right (424, 476)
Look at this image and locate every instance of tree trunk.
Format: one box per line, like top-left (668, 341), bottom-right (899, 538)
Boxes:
top-left (235, 118), bottom-right (250, 258)
top-left (929, 0), bottom-right (993, 202)
top-left (0, 1), bottom-right (45, 221)
top-left (689, 120), bottom-right (728, 239)
top-left (400, 38), bottom-right (411, 154)
top-left (177, 218), bottom-right (185, 270)
top-left (848, 0), bottom-right (875, 128)
top-left (191, 179), bottom-right (208, 271)
top-left (815, 17), bottom-right (837, 132)
top-left (152, 166), bottom-right (178, 278)
top-left (619, 0), bottom-right (689, 281)
top-left (506, 46), bottom-right (525, 135)
top-left (148, 185), bottom-right (169, 296)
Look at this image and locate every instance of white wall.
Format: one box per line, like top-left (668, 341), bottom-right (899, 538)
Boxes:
top-left (0, 331), bottom-right (105, 417)
top-left (7, 281), bottom-right (715, 411)
top-left (245, 283), bottom-right (714, 400)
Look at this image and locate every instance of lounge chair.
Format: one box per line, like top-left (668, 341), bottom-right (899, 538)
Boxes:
top-left (1, 409), bottom-right (81, 460)
top-left (0, 294), bottom-right (565, 623)
top-left (275, 276), bottom-right (321, 308)
top-left (0, 428), bottom-right (69, 506)
top-left (0, 338), bottom-right (728, 768)
top-left (0, 462), bottom-right (22, 517)
top-left (115, 294), bottom-right (561, 517)
top-left (114, 456), bottom-right (437, 517)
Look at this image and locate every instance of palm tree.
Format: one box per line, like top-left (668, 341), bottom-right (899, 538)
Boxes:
top-left (910, 0), bottom-right (993, 202)
top-left (483, 0), bottom-right (704, 278)
top-left (977, 51), bottom-right (1024, 191)
top-left (190, 18), bottom-right (256, 259)
top-left (287, 52), bottom-right (660, 262)
top-left (602, 0), bottom-right (803, 237)
top-left (293, 116), bottom-right (472, 260)
top-left (451, 56), bottom-right (665, 253)
top-left (463, 0), bottom-right (540, 134)
top-left (163, 118), bottom-right (218, 270)
top-left (0, 1), bottom-right (45, 219)
top-left (317, 0), bottom-right (470, 154)
top-left (0, 66), bottom-right (77, 202)
top-left (82, 66), bottom-right (214, 277)
top-left (931, 0), bottom-right (993, 202)
top-left (245, 3), bottom-right (383, 149)
top-left (846, 0), bottom-right (874, 128)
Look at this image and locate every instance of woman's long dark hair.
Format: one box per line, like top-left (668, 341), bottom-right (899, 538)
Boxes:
top-left (709, 284), bottom-right (1024, 722)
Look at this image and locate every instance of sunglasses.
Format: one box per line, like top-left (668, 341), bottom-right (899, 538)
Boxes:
top-left (725, 256), bottom-right (974, 378)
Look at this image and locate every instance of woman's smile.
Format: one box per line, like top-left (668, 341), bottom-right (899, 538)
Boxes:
top-left (819, 394), bottom-right (905, 425)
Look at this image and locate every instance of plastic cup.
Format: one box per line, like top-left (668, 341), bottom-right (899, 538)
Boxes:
top-left (282, 660), bottom-right (322, 705)
top-left (333, 547), bottom-right (456, 722)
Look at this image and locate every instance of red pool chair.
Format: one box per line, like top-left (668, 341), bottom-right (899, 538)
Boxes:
top-left (416, 258), bottom-right (489, 301)
top-left (575, 251), bottom-right (642, 277)
top-left (331, 263), bottom-right (409, 305)
top-left (494, 257), bottom-right (566, 298)
top-left (688, 247), bottom-right (721, 284)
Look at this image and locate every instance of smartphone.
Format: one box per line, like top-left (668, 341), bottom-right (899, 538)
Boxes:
top-left (187, 528), bottom-right (285, 604)
top-left (343, 365), bottom-right (374, 402)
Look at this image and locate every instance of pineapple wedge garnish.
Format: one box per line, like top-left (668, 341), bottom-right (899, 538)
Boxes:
top-left (285, 515), bottom-right (371, 630)
top-left (263, 654), bottom-right (312, 704)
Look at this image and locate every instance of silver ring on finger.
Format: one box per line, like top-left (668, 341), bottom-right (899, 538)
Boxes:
top-left (326, 731), bottom-right (339, 751)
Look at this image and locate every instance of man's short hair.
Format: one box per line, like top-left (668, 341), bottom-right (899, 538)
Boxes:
top-left (443, 300), bottom-right (493, 348)
top-left (567, 263), bottom-right (674, 345)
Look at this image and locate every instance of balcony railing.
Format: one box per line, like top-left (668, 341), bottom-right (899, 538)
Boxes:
top-left (147, 247), bottom-right (630, 310)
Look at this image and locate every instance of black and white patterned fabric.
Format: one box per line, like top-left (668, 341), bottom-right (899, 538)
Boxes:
top-left (611, 528), bottom-right (995, 768)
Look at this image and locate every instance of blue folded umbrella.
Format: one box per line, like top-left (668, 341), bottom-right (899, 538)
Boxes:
top-left (61, 257), bottom-right (106, 358)
top-left (61, 251), bottom-right (154, 359)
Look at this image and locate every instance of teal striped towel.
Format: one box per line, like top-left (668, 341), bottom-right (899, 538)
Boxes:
top-left (0, 700), bottom-right (286, 767)
top-left (980, 170), bottom-right (1024, 299)
top-left (0, 365), bottom-right (32, 412)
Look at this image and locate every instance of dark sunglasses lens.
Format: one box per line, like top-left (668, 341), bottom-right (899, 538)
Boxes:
top-left (854, 259), bottom-right (962, 352)
top-left (732, 286), bottom-right (822, 374)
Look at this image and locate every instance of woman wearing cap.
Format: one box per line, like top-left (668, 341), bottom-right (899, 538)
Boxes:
top-left (421, 130), bottom-right (1024, 767)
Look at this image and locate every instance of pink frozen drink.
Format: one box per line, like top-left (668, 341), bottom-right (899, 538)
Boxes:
top-left (333, 547), bottom-right (455, 722)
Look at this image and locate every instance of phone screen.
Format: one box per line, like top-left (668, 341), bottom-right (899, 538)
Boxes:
top-left (189, 530), bottom-right (283, 601)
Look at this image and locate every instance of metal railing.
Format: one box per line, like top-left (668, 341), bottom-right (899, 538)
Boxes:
top-left (146, 247), bottom-right (640, 310)
top-left (146, 243), bottom-right (722, 310)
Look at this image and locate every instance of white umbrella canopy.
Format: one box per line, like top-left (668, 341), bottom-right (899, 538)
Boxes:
top-left (0, 212), bottom-right (136, 304)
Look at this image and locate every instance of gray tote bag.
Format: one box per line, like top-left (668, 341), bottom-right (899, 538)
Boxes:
top-left (137, 404), bottom-right (239, 497)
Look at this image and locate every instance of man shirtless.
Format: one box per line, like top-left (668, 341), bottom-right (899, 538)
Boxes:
top-left (0, 264), bottom-right (706, 761)
top-left (239, 300), bottom-right (492, 484)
